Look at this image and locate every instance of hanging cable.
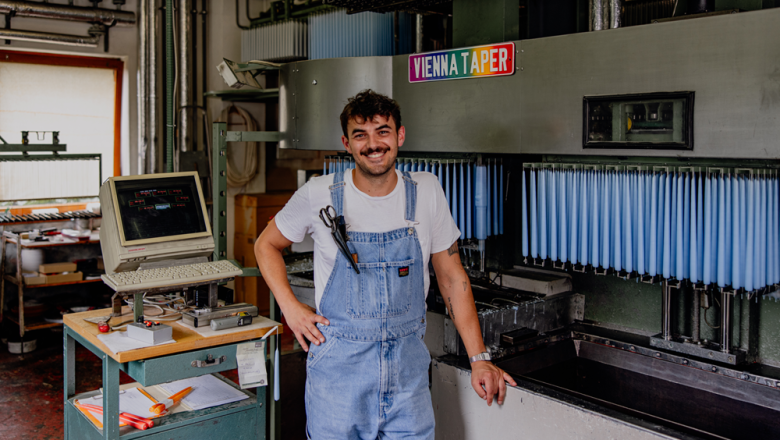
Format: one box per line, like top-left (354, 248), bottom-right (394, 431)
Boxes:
top-left (218, 104), bottom-right (259, 188)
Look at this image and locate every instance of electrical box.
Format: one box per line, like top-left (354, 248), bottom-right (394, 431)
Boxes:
top-left (126, 322), bottom-right (173, 345)
top-left (583, 92), bottom-right (695, 150)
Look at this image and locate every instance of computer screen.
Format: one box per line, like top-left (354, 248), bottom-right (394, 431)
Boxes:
top-left (110, 173), bottom-right (211, 246)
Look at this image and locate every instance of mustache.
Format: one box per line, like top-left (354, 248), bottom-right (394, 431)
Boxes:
top-left (360, 147), bottom-right (389, 156)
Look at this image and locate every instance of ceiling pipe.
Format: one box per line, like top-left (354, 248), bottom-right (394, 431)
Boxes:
top-left (0, 28), bottom-right (99, 46)
top-left (415, 13), bottom-right (423, 53)
top-left (138, 0), bottom-right (149, 175)
top-left (590, 0), bottom-right (621, 31)
top-left (179, 0), bottom-right (192, 154)
top-left (149, 0), bottom-right (158, 173)
top-left (0, 0), bottom-right (135, 26)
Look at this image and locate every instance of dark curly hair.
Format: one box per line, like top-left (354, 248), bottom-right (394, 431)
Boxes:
top-left (340, 89), bottom-right (402, 137)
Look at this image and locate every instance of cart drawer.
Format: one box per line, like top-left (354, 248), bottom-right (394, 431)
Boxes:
top-left (120, 343), bottom-right (252, 386)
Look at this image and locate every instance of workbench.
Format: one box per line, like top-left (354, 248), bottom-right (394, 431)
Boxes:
top-left (63, 307), bottom-right (282, 440)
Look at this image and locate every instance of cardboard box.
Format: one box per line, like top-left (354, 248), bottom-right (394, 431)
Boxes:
top-left (234, 233), bottom-right (269, 315)
top-left (39, 262), bottom-right (77, 274)
top-left (23, 273), bottom-right (46, 286)
top-left (45, 272), bottom-right (83, 284)
top-left (234, 193), bottom-right (293, 317)
top-left (23, 271), bottom-right (82, 286)
top-left (235, 192), bottom-right (294, 237)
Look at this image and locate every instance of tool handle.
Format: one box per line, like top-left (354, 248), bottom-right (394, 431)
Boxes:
top-left (77, 403), bottom-right (153, 430)
top-left (119, 412), bottom-right (152, 430)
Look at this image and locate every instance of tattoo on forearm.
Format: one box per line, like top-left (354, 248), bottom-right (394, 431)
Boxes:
top-left (462, 281), bottom-right (467, 291)
top-left (447, 242), bottom-right (458, 257)
top-left (447, 296), bottom-right (455, 319)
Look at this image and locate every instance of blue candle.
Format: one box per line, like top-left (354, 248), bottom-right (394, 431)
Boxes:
top-left (636, 171), bottom-right (647, 275)
top-left (540, 169), bottom-right (548, 260)
top-left (746, 176), bottom-right (755, 291)
top-left (530, 169), bottom-right (537, 258)
top-left (500, 161), bottom-right (504, 235)
top-left (467, 162), bottom-right (472, 240)
top-left (649, 173), bottom-right (658, 277)
top-left (550, 167), bottom-right (558, 262)
top-left (602, 171), bottom-right (611, 270)
top-left (614, 171), bottom-right (622, 272)
top-left (522, 169), bottom-right (528, 258)
top-left (459, 161), bottom-right (465, 240)
top-left (493, 160), bottom-right (499, 236)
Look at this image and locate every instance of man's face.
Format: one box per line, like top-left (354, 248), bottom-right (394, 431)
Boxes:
top-left (341, 114), bottom-right (405, 178)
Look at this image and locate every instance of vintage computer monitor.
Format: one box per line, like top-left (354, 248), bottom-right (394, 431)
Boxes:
top-left (99, 171), bottom-right (214, 274)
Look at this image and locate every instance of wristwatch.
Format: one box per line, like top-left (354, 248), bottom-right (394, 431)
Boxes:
top-left (469, 352), bottom-right (491, 363)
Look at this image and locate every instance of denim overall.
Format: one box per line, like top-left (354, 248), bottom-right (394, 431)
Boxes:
top-left (305, 170), bottom-right (434, 440)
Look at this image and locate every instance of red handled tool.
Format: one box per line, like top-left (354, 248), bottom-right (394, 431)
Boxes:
top-left (75, 403), bottom-right (154, 430)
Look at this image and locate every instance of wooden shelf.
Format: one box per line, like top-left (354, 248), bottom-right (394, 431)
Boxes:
top-left (3, 274), bottom-right (104, 288)
top-left (3, 235), bottom-right (99, 249)
top-left (5, 315), bottom-right (62, 331)
top-left (204, 88), bottom-right (279, 103)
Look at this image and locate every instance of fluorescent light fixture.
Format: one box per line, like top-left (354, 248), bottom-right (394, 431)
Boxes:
top-left (216, 58), bottom-right (281, 90)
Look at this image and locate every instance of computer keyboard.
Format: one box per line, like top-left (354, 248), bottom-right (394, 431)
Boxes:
top-left (101, 260), bottom-right (243, 292)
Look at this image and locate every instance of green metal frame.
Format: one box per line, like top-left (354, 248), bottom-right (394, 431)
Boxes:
top-left (212, 122), bottom-right (284, 439)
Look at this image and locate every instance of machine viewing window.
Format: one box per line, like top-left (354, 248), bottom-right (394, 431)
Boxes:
top-left (111, 174), bottom-right (210, 245)
top-left (583, 92), bottom-right (694, 150)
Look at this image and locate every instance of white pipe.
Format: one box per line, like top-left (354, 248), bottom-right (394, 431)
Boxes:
top-left (138, 0), bottom-right (148, 175)
top-left (149, 0), bottom-right (158, 173)
top-left (0, 28), bottom-right (98, 47)
top-left (179, 0), bottom-right (192, 153)
top-left (0, 0), bottom-right (135, 26)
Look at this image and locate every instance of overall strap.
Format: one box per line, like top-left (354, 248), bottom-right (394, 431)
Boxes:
top-left (329, 170), bottom-right (346, 216)
top-left (401, 171), bottom-right (418, 222)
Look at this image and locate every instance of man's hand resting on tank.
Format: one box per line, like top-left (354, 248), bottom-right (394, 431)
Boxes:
top-left (471, 361), bottom-right (517, 406)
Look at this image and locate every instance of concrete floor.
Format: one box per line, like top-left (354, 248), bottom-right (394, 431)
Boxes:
top-left (0, 328), bottom-right (125, 439)
top-left (0, 326), bottom-right (307, 440)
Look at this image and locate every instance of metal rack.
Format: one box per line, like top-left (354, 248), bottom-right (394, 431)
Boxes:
top-left (211, 121), bottom-right (284, 438)
top-left (0, 231), bottom-right (104, 348)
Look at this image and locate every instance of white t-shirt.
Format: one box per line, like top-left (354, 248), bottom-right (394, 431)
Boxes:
top-left (275, 169), bottom-right (461, 310)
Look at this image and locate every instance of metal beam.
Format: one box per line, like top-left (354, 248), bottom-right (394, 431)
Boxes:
top-left (226, 131), bottom-right (282, 143)
top-left (0, 0), bottom-right (136, 26)
top-left (0, 144), bottom-right (66, 152)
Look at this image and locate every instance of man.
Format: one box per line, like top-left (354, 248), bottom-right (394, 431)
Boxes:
top-left (255, 90), bottom-right (515, 439)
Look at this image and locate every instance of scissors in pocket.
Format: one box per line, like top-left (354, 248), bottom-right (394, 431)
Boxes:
top-left (319, 205), bottom-right (360, 274)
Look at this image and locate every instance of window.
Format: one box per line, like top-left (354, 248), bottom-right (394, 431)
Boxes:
top-left (0, 50), bottom-right (123, 202)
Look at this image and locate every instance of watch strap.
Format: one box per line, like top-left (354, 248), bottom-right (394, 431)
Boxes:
top-left (469, 352), bottom-right (491, 363)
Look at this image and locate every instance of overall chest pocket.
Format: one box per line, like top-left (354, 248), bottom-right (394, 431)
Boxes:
top-left (346, 258), bottom-right (415, 319)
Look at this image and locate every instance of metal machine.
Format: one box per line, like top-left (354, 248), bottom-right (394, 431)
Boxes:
top-left (277, 7), bottom-right (780, 440)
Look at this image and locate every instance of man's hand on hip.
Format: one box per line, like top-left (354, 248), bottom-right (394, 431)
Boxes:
top-left (284, 300), bottom-right (329, 352)
top-left (470, 361), bottom-right (517, 406)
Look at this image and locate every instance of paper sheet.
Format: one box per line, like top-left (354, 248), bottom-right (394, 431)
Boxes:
top-left (97, 331), bottom-right (176, 354)
top-left (157, 374), bottom-right (249, 411)
top-left (236, 340), bottom-right (268, 389)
